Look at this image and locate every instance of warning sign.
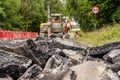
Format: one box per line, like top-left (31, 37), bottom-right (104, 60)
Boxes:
top-left (92, 6), bottom-right (100, 14)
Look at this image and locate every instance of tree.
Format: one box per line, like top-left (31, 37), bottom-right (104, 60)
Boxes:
top-left (44, 0), bottom-right (64, 13)
top-left (1, 0), bottom-right (23, 30)
top-left (21, 0), bottom-right (46, 32)
top-left (66, 0), bottom-right (91, 31)
top-left (65, 0), bottom-right (120, 32)
top-left (0, 1), bottom-right (6, 28)
top-left (0, 0), bottom-right (65, 32)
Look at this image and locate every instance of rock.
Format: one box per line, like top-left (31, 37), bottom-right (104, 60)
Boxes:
top-left (43, 54), bottom-right (69, 70)
top-left (88, 41), bottom-right (120, 56)
top-left (62, 49), bottom-right (83, 63)
top-left (37, 60), bottom-right (73, 80)
top-left (26, 39), bottom-right (50, 68)
top-left (49, 33), bottom-right (61, 38)
top-left (48, 48), bottom-right (61, 56)
top-left (71, 61), bottom-right (106, 80)
top-left (0, 76), bottom-right (13, 80)
top-left (35, 36), bottom-right (44, 41)
top-left (54, 38), bottom-right (80, 47)
top-left (103, 49), bottom-right (120, 63)
top-left (118, 71), bottom-right (120, 77)
top-left (69, 54), bottom-right (82, 62)
top-left (0, 44), bottom-right (42, 66)
top-left (0, 39), bottom-right (25, 47)
top-left (0, 50), bottom-right (32, 79)
top-left (62, 49), bottom-right (77, 56)
top-left (53, 38), bottom-right (87, 54)
top-left (102, 69), bottom-right (120, 80)
top-left (108, 62), bottom-right (120, 72)
top-left (18, 64), bottom-right (42, 80)
top-left (19, 58), bottom-right (74, 80)
top-left (62, 70), bottom-right (77, 80)
top-left (37, 69), bottom-right (72, 80)
top-left (1, 34), bottom-right (120, 80)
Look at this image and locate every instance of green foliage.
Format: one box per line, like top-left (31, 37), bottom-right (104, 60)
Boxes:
top-left (0, 7), bottom-right (6, 18)
top-left (0, 0), bottom-right (23, 30)
top-left (44, 0), bottom-right (64, 13)
top-left (112, 6), bottom-right (120, 23)
top-left (21, 0), bottom-right (46, 32)
top-left (66, 0), bottom-right (120, 32)
top-left (0, 0), bottom-right (65, 32)
top-left (0, 0), bottom-right (6, 26)
top-left (1, 0), bottom-right (120, 32)
top-left (75, 24), bottom-right (120, 46)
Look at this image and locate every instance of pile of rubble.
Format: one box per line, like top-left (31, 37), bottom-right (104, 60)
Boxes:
top-left (0, 35), bottom-right (120, 80)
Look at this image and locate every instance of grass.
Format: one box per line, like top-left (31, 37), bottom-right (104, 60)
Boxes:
top-left (75, 24), bottom-right (120, 46)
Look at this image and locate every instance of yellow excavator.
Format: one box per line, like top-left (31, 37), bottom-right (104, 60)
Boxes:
top-left (40, 2), bottom-right (64, 37)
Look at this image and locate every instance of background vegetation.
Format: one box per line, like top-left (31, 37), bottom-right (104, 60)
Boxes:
top-left (75, 24), bottom-right (120, 46)
top-left (0, 0), bottom-right (120, 33)
top-left (0, 0), bottom-right (64, 32)
top-left (66, 0), bottom-right (120, 32)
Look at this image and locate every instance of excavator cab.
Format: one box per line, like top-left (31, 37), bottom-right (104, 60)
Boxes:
top-left (39, 2), bottom-right (64, 37)
top-left (40, 14), bottom-right (64, 36)
top-left (51, 13), bottom-right (63, 33)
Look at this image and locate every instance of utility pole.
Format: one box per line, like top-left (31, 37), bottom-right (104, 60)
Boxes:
top-left (47, 1), bottom-right (52, 36)
top-left (48, 1), bottom-right (51, 22)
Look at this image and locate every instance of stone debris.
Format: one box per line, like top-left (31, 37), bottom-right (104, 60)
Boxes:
top-left (103, 49), bottom-right (120, 63)
top-left (118, 71), bottom-right (120, 77)
top-left (0, 50), bottom-right (32, 79)
top-left (88, 41), bottom-right (120, 56)
top-left (103, 69), bottom-right (120, 80)
top-left (18, 64), bottom-right (42, 80)
top-left (0, 76), bottom-right (13, 80)
top-left (0, 36), bottom-right (120, 80)
top-left (71, 61), bottom-right (107, 80)
top-left (0, 39), bottom-right (25, 47)
top-left (108, 62), bottom-right (120, 72)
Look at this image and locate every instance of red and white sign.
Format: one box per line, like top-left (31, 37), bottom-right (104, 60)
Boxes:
top-left (92, 6), bottom-right (100, 14)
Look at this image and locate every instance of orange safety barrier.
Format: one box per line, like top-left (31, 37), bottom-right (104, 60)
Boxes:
top-left (0, 30), bottom-right (5, 39)
top-left (0, 29), bottom-right (38, 40)
top-left (7, 30), bottom-right (13, 40)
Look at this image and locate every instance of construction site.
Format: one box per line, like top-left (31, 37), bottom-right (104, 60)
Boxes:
top-left (0, 35), bottom-right (120, 80)
top-left (0, 0), bottom-right (120, 80)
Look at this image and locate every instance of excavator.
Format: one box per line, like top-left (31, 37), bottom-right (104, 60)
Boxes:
top-left (40, 2), bottom-right (64, 37)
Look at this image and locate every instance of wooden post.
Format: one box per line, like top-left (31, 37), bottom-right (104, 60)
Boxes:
top-left (47, 1), bottom-right (51, 36)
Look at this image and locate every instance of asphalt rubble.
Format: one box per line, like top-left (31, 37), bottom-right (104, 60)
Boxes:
top-left (0, 34), bottom-right (120, 80)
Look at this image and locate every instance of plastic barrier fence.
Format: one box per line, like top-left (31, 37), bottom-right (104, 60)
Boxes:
top-left (0, 30), bottom-right (38, 40)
